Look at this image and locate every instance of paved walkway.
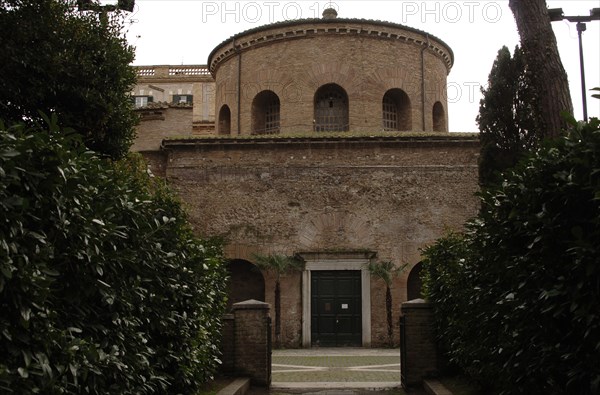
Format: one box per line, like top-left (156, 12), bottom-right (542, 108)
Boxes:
top-left (271, 348), bottom-right (402, 391)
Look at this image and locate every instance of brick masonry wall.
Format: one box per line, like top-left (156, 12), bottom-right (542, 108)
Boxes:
top-left (262, 270), bottom-right (303, 347)
top-left (132, 107), bottom-right (194, 151)
top-left (156, 135), bottom-right (479, 347)
top-left (370, 276), bottom-right (405, 346)
top-left (211, 19), bottom-right (451, 135)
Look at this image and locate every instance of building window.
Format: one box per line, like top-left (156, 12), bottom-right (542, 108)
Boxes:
top-left (132, 95), bottom-right (153, 108)
top-left (218, 105), bottom-right (231, 135)
top-left (382, 89), bottom-right (411, 131)
top-left (314, 84), bottom-right (349, 132)
top-left (433, 101), bottom-right (446, 132)
top-left (173, 94), bottom-right (193, 104)
top-left (252, 90), bottom-right (280, 135)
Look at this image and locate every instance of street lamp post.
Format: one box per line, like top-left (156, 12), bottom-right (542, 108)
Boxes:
top-left (549, 7), bottom-right (600, 122)
top-left (576, 22), bottom-right (588, 121)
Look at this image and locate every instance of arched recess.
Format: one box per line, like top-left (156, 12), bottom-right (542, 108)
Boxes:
top-left (226, 259), bottom-right (265, 311)
top-left (432, 101), bottom-right (446, 132)
top-left (314, 83), bottom-right (349, 132)
top-left (252, 90), bottom-right (280, 135)
top-left (382, 89), bottom-right (412, 131)
top-left (218, 104), bottom-right (231, 135)
top-left (406, 262), bottom-right (423, 301)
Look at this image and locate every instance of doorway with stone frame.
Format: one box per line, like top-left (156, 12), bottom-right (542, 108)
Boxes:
top-left (298, 251), bottom-right (374, 348)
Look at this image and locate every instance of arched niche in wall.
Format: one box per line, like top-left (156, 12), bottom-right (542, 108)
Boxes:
top-left (218, 104), bottom-right (231, 135)
top-left (406, 262), bottom-right (423, 301)
top-left (432, 101), bottom-right (446, 132)
top-left (226, 259), bottom-right (265, 311)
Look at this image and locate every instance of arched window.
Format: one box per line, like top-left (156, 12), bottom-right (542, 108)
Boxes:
top-left (382, 89), bottom-right (411, 131)
top-left (226, 259), bottom-right (266, 311)
top-left (252, 90), bottom-right (280, 135)
top-left (407, 262), bottom-right (423, 301)
top-left (314, 83), bottom-right (349, 132)
top-left (432, 101), bottom-right (446, 132)
top-left (218, 105), bottom-right (231, 135)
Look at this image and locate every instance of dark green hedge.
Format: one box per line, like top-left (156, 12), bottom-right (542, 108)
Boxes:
top-left (0, 118), bottom-right (227, 394)
top-left (422, 117), bottom-right (600, 395)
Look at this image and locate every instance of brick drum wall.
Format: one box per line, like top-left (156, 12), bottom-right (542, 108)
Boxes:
top-left (156, 135), bottom-right (479, 347)
top-left (210, 18), bottom-right (452, 135)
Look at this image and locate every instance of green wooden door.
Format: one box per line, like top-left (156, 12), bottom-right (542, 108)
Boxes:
top-left (311, 270), bottom-right (361, 347)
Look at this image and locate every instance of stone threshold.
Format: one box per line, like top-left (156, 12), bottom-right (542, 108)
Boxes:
top-left (423, 379), bottom-right (453, 395)
top-left (271, 381), bottom-right (402, 390)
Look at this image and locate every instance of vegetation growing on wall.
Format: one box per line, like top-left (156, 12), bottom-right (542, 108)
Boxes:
top-left (0, 118), bottom-right (227, 394)
top-left (367, 260), bottom-right (405, 347)
top-left (253, 254), bottom-right (304, 348)
top-left (422, 116), bottom-right (600, 394)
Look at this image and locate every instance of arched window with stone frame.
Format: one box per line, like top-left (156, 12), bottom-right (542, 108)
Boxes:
top-left (252, 90), bottom-right (281, 135)
top-left (314, 83), bottom-right (349, 132)
top-left (382, 89), bottom-right (412, 131)
top-left (218, 104), bottom-right (231, 135)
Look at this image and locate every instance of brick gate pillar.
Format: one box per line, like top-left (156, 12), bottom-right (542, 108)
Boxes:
top-left (400, 298), bottom-right (438, 387)
top-left (232, 300), bottom-right (272, 387)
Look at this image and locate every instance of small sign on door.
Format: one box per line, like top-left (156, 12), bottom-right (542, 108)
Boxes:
top-left (341, 303), bottom-right (349, 309)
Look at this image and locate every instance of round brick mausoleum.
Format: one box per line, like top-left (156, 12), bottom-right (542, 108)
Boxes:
top-left (208, 9), bottom-right (453, 135)
top-left (131, 10), bottom-right (478, 348)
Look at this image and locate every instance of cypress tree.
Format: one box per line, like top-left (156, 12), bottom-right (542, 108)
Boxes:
top-left (477, 45), bottom-right (542, 187)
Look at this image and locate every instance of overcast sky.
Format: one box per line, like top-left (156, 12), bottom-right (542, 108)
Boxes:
top-left (118, 0), bottom-right (600, 132)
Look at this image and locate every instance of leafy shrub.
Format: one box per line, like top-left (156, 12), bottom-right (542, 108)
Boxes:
top-left (0, 118), bottom-right (227, 394)
top-left (422, 117), bottom-right (600, 395)
top-left (420, 233), bottom-right (474, 369)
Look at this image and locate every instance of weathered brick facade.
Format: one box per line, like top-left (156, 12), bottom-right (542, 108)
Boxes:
top-left (132, 10), bottom-right (479, 348)
top-left (144, 135), bottom-right (479, 347)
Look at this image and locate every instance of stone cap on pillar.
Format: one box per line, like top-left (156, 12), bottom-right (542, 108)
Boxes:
top-left (401, 298), bottom-right (431, 310)
top-left (232, 299), bottom-right (270, 310)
